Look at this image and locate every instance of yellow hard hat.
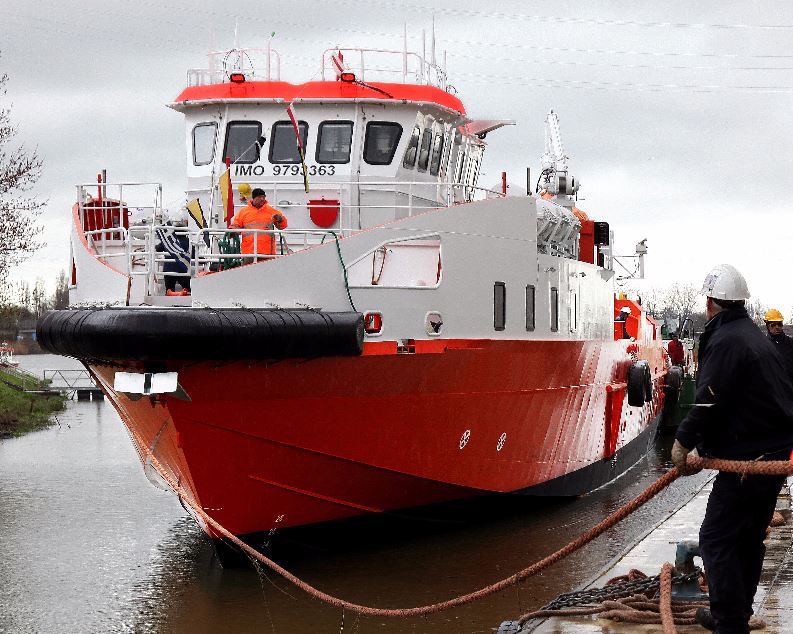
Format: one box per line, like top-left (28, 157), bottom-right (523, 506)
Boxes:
top-left (238, 183), bottom-right (252, 199)
top-left (764, 308), bottom-right (784, 322)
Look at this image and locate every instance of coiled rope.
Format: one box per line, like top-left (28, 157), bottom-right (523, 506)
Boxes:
top-left (135, 432), bottom-right (793, 620)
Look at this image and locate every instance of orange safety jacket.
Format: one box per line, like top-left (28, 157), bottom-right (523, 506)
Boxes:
top-left (231, 202), bottom-right (288, 256)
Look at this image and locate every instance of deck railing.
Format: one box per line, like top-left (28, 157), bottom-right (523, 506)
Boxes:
top-left (183, 45), bottom-right (448, 89)
top-left (74, 179), bottom-right (509, 297)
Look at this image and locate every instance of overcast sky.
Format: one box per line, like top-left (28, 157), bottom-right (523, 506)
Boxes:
top-left (3, 1), bottom-right (793, 315)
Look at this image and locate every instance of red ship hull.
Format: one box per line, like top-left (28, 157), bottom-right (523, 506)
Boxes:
top-left (89, 337), bottom-right (665, 538)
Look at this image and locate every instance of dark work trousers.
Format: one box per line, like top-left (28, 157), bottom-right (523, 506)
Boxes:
top-left (164, 275), bottom-right (191, 292)
top-left (699, 470), bottom-right (786, 633)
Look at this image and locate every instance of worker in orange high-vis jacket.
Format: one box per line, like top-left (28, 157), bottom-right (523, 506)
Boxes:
top-left (230, 188), bottom-right (288, 260)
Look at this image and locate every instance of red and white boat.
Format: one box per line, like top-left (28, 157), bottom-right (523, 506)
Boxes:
top-left (39, 43), bottom-right (670, 555)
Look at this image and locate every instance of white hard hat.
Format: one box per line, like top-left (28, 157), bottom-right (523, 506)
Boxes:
top-left (620, 306), bottom-right (632, 314)
top-left (700, 263), bottom-right (750, 301)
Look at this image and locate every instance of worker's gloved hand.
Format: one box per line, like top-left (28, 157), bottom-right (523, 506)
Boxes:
top-left (272, 214), bottom-right (284, 225)
top-left (671, 439), bottom-right (701, 476)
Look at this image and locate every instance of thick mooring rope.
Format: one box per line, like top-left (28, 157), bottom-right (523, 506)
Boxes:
top-left (134, 429), bottom-right (793, 621)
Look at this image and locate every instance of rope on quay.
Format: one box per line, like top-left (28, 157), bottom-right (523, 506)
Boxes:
top-left (135, 429), bottom-right (793, 621)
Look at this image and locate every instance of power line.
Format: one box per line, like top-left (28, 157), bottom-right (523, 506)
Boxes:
top-left (5, 3), bottom-right (793, 66)
top-left (318, 0), bottom-right (793, 31)
top-left (448, 50), bottom-right (793, 73)
top-left (450, 70), bottom-right (793, 95)
top-left (3, 5), bottom-right (793, 94)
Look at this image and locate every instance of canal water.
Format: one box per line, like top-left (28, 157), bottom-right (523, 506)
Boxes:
top-left (1, 355), bottom-right (711, 633)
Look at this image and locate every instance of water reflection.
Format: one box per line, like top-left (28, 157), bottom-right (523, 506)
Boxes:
top-left (3, 355), bottom-right (710, 633)
top-left (118, 438), bottom-right (709, 633)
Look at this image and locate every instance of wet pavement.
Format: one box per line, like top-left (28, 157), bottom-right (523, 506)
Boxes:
top-left (524, 477), bottom-right (793, 633)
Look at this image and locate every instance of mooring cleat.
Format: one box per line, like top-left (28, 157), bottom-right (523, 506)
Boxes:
top-left (672, 539), bottom-right (709, 601)
top-left (496, 620), bottom-right (523, 634)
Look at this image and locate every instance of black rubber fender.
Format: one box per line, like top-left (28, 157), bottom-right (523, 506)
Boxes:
top-left (643, 363), bottom-right (653, 402)
top-left (663, 366), bottom-right (684, 416)
top-left (665, 366), bottom-right (683, 393)
top-left (627, 360), bottom-right (651, 407)
top-left (37, 307), bottom-right (364, 362)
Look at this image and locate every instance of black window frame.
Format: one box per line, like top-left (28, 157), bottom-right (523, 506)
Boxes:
top-left (429, 132), bottom-right (445, 176)
top-left (525, 284), bottom-right (536, 331)
top-left (550, 287), bottom-right (559, 332)
top-left (494, 282), bottom-right (506, 331)
top-left (570, 291), bottom-right (577, 332)
top-left (269, 120), bottom-right (309, 164)
top-left (223, 120), bottom-right (262, 165)
top-left (363, 121), bottom-right (403, 165)
top-left (402, 125), bottom-right (421, 168)
top-left (455, 147), bottom-right (467, 184)
top-left (446, 130), bottom-right (462, 181)
top-left (315, 120), bottom-right (354, 164)
top-left (192, 122), bottom-right (217, 166)
top-left (417, 128), bottom-right (433, 172)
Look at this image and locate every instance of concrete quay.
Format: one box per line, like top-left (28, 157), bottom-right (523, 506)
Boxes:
top-left (518, 476), bottom-right (792, 633)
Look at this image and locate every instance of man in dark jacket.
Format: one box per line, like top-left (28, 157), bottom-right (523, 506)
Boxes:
top-left (764, 308), bottom-right (793, 386)
top-left (672, 264), bottom-right (793, 634)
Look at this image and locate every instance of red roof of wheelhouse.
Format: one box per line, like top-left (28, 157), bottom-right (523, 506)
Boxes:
top-left (171, 81), bottom-right (467, 115)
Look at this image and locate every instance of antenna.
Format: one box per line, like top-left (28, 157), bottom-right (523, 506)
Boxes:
top-left (421, 29), bottom-right (426, 83)
top-left (431, 16), bottom-right (436, 67)
top-left (403, 22), bottom-right (408, 82)
top-left (208, 27), bottom-right (216, 74)
top-left (233, 18), bottom-right (239, 49)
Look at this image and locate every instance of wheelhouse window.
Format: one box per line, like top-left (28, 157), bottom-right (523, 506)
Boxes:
top-left (269, 120), bottom-right (309, 164)
top-left (192, 123), bottom-right (217, 166)
top-left (417, 128), bottom-right (433, 172)
top-left (364, 122), bottom-right (403, 165)
top-left (494, 282), bottom-right (506, 331)
top-left (316, 121), bottom-right (353, 164)
top-left (550, 287), bottom-right (559, 332)
top-left (526, 285), bottom-right (536, 331)
top-left (402, 125), bottom-right (421, 168)
top-left (429, 132), bottom-right (445, 176)
top-left (223, 121), bottom-right (262, 164)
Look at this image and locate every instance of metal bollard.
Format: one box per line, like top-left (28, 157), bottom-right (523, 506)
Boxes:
top-left (672, 539), bottom-right (708, 600)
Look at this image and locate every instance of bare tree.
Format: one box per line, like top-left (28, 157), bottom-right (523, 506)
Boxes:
top-left (52, 270), bottom-right (69, 309)
top-left (0, 59), bottom-right (44, 298)
top-left (16, 279), bottom-right (30, 311)
top-left (639, 287), bottom-right (663, 318)
top-left (664, 283), bottom-right (700, 329)
top-left (746, 298), bottom-right (768, 328)
top-left (31, 277), bottom-right (50, 317)
top-left (644, 283), bottom-right (709, 336)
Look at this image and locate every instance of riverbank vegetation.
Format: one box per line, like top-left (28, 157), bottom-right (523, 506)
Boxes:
top-left (0, 366), bottom-right (65, 437)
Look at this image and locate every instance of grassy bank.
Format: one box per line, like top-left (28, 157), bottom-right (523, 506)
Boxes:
top-left (0, 367), bottom-right (66, 438)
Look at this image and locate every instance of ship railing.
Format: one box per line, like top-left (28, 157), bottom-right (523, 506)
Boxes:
top-left (75, 181), bottom-right (162, 236)
top-left (184, 45), bottom-right (447, 89)
top-left (84, 227), bottom-right (130, 264)
top-left (203, 179), bottom-right (502, 236)
top-left (320, 47), bottom-right (448, 90)
top-left (125, 225), bottom-right (341, 296)
top-left (187, 47), bottom-right (282, 86)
